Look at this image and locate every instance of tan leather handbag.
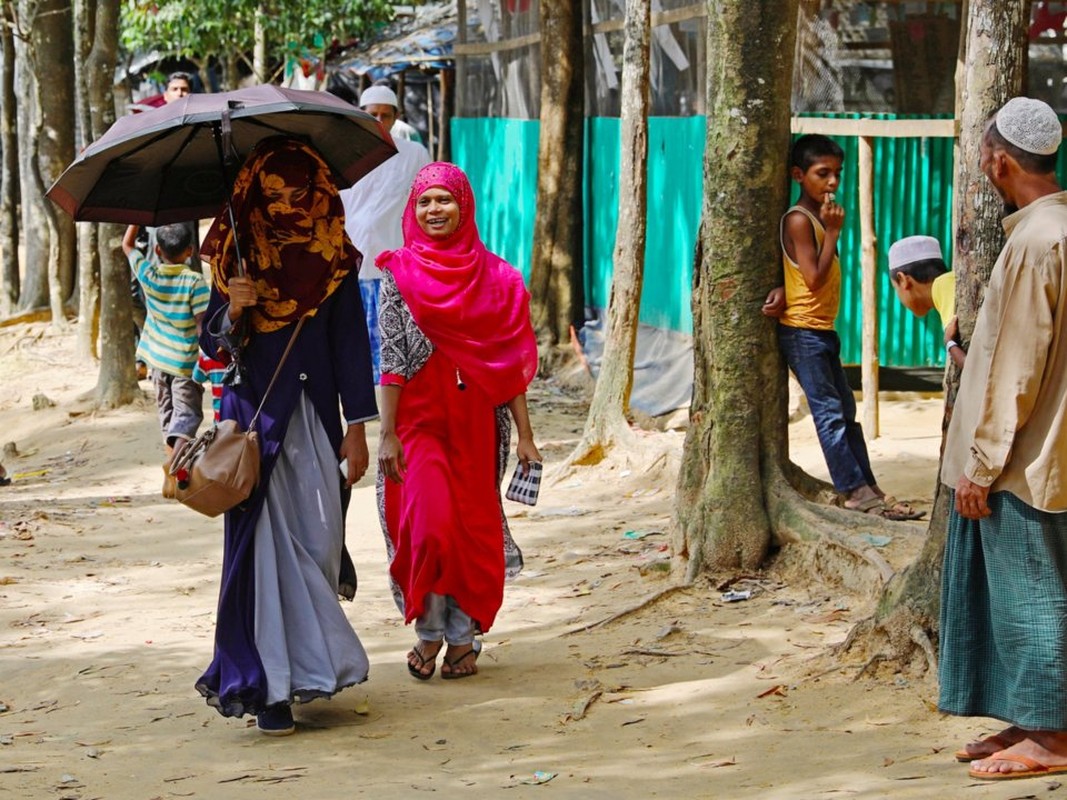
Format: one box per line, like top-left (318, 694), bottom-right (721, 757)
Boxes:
top-left (167, 317), bottom-right (305, 517)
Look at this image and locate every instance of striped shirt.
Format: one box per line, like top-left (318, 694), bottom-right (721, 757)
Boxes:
top-left (192, 352), bottom-right (227, 421)
top-left (129, 249), bottom-right (209, 378)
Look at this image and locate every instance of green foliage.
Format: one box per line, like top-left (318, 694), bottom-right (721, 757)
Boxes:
top-left (120, 0), bottom-right (393, 71)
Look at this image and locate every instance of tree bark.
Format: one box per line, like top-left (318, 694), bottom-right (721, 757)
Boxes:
top-left (673, 0), bottom-right (802, 574)
top-left (254, 4), bottom-right (269, 85)
top-left (567, 0), bottom-right (648, 466)
top-left (73, 0), bottom-right (100, 359)
top-left (0, 1), bottom-right (18, 315)
top-left (35, 0), bottom-right (75, 301)
top-left (844, 0), bottom-right (1028, 666)
top-left (14, 13), bottom-right (46, 310)
top-left (528, 0), bottom-right (584, 355)
top-left (87, 0), bottom-right (138, 407)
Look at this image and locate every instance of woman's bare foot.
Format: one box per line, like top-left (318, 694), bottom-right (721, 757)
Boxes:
top-left (407, 640), bottom-right (442, 680)
top-left (969, 731), bottom-right (1067, 779)
top-left (440, 643), bottom-right (480, 679)
top-left (955, 725), bottom-right (1025, 761)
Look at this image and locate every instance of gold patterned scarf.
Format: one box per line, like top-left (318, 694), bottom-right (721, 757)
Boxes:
top-left (201, 137), bottom-right (359, 333)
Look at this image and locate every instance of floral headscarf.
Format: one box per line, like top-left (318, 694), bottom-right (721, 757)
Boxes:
top-left (201, 137), bottom-right (359, 333)
top-left (376, 162), bottom-right (537, 405)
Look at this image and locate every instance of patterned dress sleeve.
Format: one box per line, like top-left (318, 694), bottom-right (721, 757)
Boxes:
top-left (379, 271), bottom-right (433, 385)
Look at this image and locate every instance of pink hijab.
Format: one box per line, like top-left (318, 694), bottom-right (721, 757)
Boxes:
top-left (377, 162), bottom-right (537, 405)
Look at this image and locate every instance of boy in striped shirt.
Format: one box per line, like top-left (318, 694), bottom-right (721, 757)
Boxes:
top-left (122, 223), bottom-right (209, 460)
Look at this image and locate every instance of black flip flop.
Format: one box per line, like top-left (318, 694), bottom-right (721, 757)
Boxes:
top-left (441, 641), bottom-right (481, 680)
top-left (407, 642), bottom-right (437, 681)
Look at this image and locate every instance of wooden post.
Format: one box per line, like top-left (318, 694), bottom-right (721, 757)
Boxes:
top-left (438, 69), bottom-right (450, 161)
top-left (426, 75), bottom-right (437, 158)
top-left (858, 134), bottom-right (879, 438)
top-left (456, 0), bottom-right (467, 117)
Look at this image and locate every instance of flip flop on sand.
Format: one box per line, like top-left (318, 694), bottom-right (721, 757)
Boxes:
top-left (441, 641), bottom-right (481, 680)
top-left (968, 751), bottom-right (1067, 781)
top-left (407, 641), bottom-right (440, 681)
top-left (955, 732), bottom-right (1017, 762)
top-left (846, 496), bottom-right (925, 521)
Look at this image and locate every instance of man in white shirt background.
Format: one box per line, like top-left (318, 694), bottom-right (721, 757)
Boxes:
top-left (341, 84), bottom-right (432, 383)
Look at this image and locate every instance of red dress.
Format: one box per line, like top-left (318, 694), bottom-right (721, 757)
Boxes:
top-left (384, 349), bottom-right (506, 631)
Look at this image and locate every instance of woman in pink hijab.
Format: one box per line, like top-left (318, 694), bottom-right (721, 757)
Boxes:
top-left (376, 162), bottom-right (540, 680)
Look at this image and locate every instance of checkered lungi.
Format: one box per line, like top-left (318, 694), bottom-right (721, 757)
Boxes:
top-left (939, 490), bottom-right (1067, 730)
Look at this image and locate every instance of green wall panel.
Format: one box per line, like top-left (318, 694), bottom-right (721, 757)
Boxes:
top-left (585, 116), bottom-right (704, 333)
top-left (451, 117), bottom-right (540, 281)
top-left (453, 113), bottom-right (1063, 370)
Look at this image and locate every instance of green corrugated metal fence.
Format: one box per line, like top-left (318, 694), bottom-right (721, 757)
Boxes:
top-left (452, 113), bottom-right (1067, 369)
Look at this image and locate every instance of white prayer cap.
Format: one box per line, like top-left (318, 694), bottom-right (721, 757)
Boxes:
top-left (995, 97), bottom-right (1062, 156)
top-left (359, 85), bottom-right (399, 109)
top-left (888, 236), bottom-right (943, 272)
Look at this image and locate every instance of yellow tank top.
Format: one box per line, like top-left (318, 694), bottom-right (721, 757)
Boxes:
top-left (780, 205), bottom-right (841, 331)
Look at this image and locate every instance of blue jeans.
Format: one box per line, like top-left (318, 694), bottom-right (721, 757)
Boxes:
top-left (778, 325), bottom-right (875, 494)
top-left (360, 278), bottom-right (381, 384)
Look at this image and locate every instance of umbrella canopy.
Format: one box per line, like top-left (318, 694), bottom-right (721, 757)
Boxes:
top-left (47, 84), bottom-right (397, 226)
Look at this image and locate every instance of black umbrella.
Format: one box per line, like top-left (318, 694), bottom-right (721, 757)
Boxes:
top-left (47, 84), bottom-right (396, 226)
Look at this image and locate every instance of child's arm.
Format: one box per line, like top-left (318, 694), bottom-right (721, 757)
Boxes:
top-left (783, 201), bottom-right (843, 291)
top-left (762, 286), bottom-right (786, 318)
top-left (944, 316), bottom-right (967, 369)
top-left (121, 225), bottom-right (138, 256)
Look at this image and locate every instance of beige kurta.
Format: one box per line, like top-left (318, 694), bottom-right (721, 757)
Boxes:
top-left (941, 191), bottom-right (1067, 512)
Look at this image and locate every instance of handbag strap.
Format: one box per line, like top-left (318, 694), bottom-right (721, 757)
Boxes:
top-left (247, 315), bottom-right (307, 432)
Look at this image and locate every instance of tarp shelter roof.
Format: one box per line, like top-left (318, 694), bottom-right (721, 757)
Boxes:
top-left (331, 2), bottom-right (459, 81)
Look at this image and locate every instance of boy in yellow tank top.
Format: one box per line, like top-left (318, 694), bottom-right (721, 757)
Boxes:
top-left (775, 135), bottom-right (922, 521)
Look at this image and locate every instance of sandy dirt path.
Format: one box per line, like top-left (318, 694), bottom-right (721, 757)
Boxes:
top-left (0, 323), bottom-right (1054, 799)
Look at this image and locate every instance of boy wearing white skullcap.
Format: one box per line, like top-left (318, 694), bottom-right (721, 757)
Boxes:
top-left (940, 96), bottom-right (1067, 783)
top-left (887, 235), bottom-right (963, 367)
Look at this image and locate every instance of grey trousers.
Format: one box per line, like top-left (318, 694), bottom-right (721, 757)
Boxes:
top-left (415, 593), bottom-right (475, 645)
top-left (151, 368), bottom-right (205, 445)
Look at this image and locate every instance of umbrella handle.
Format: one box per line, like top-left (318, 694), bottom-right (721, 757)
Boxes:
top-left (212, 113), bottom-right (246, 278)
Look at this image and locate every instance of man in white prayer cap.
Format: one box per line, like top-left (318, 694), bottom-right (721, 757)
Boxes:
top-left (938, 96), bottom-right (1067, 782)
top-left (341, 84), bottom-right (431, 382)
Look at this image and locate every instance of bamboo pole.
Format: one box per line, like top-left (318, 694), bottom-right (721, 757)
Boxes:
top-left (858, 134), bottom-right (879, 438)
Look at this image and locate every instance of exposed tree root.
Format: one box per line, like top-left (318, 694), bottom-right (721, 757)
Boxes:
top-left (1, 308), bottom-right (54, 327)
top-left (823, 530), bottom-right (895, 586)
top-left (853, 653), bottom-right (891, 682)
top-left (563, 584), bottom-right (691, 636)
top-left (909, 624), bottom-right (938, 674)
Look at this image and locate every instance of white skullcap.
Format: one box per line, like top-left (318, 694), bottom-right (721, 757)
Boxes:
top-left (888, 235), bottom-right (943, 272)
top-left (995, 97), bottom-right (1062, 156)
top-left (359, 85), bottom-right (399, 109)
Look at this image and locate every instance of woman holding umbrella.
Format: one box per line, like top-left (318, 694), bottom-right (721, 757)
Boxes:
top-left (376, 162), bottom-right (540, 680)
top-left (196, 137), bottom-right (377, 734)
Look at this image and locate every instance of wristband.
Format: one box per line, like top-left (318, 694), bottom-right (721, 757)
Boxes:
top-left (946, 340), bottom-right (960, 352)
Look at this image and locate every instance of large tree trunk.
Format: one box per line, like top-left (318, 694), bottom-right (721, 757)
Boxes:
top-left (673, 1), bottom-right (909, 579)
top-left (14, 17), bottom-right (46, 310)
top-left (843, 0), bottom-right (1028, 667)
top-left (0, 1), bottom-right (18, 315)
top-left (567, 0), bottom-right (648, 466)
top-left (33, 0), bottom-right (75, 311)
top-left (529, 0), bottom-right (584, 357)
top-left (13, 0), bottom-right (75, 321)
top-left (73, 0), bottom-right (100, 359)
top-left (674, 0), bottom-right (800, 574)
top-left (87, 0), bottom-right (138, 408)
